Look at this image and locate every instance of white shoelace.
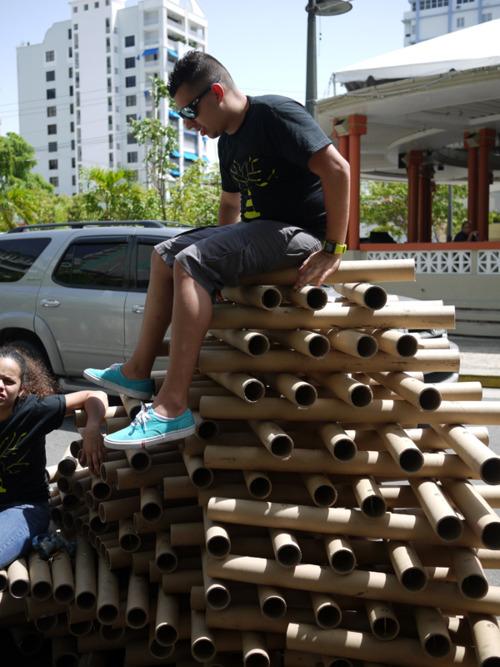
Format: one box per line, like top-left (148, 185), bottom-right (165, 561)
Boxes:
top-left (131, 403), bottom-right (152, 431)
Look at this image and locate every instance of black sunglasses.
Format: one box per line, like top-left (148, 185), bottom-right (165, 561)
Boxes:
top-left (178, 82), bottom-right (217, 120)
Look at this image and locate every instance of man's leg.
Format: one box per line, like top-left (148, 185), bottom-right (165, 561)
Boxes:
top-left (122, 249), bottom-right (174, 380)
top-left (153, 260), bottom-right (212, 417)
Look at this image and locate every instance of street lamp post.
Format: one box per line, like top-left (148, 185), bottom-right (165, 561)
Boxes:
top-left (305, 0), bottom-right (353, 116)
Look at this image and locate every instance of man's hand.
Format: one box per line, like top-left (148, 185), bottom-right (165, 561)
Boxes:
top-left (294, 250), bottom-right (342, 289)
top-left (79, 426), bottom-right (105, 476)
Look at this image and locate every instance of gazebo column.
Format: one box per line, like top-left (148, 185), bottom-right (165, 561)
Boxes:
top-left (464, 131), bottom-right (479, 230)
top-left (477, 128), bottom-right (495, 241)
top-left (406, 150), bottom-right (423, 243)
top-left (418, 163), bottom-right (434, 242)
top-left (332, 114), bottom-right (367, 250)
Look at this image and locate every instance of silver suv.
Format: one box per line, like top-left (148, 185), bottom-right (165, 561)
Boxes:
top-left (0, 222), bottom-right (188, 391)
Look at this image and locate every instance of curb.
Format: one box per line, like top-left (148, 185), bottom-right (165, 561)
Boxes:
top-left (459, 374), bottom-right (500, 388)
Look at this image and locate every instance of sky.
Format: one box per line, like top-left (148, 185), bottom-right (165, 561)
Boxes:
top-left (0, 0), bottom-right (409, 135)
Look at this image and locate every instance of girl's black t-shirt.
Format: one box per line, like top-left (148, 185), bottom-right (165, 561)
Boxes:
top-left (218, 95), bottom-right (332, 237)
top-left (0, 394), bottom-right (66, 506)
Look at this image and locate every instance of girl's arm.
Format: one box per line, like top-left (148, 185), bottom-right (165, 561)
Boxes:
top-left (64, 390), bottom-right (109, 475)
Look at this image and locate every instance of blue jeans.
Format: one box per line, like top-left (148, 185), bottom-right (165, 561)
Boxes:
top-left (0, 502), bottom-right (50, 569)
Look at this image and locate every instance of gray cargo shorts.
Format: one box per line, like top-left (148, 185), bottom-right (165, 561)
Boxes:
top-left (154, 220), bottom-right (322, 296)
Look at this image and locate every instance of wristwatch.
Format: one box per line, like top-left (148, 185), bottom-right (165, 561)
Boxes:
top-left (322, 239), bottom-right (347, 255)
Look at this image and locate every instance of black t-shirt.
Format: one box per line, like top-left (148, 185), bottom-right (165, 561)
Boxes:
top-left (0, 394), bottom-right (66, 506)
top-left (218, 95), bottom-right (332, 237)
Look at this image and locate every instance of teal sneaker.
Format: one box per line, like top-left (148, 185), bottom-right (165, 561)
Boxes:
top-left (104, 404), bottom-right (195, 449)
top-left (83, 363), bottom-right (154, 400)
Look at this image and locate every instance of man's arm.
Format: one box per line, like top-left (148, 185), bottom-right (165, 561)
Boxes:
top-left (218, 190), bottom-right (241, 226)
top-left (295, 144), bottom-right (350, 288)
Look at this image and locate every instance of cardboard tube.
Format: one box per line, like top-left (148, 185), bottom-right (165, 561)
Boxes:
top-left (311, 593), bottom-right (342, 629)
top-left (313, 372), bottom-right (372, 407)
top-left (204, 515), bottom-right (231, 559)
top-left (222, 285), bottom-right (282, 310)
top-left (133, 504), bottom-right (202, 534)
top-left (244, 470), bottom-right (272, 499)
top-left (191, 609), bottom-right (217, 662)
top-left (410, 480), bottom-right (463, 541)
top-left (379, 424), bottom-right (424, 473)
top-left (163, 569), bottom-right (203, 594)
top-left (334, 282), bottom-right (388, 310)
top-left (97, 555), bottom-right (119, 624)
top-left (52, 637), bottom-right (78, 666)
top-left (208, 302), bottom-right (455, 332)
top-left (140, 486), bottom-right (163, 523)
top-left (242, 631), bottom-right (270, 667)
top-left (258, 586), bottom-right (287, 618)
top-left (202, 554), bottom-right (231, 611)
top-left (155, 532), bottom-right (178, 574)
top-left (100, 457), bottom-right (128, 483)
top-left (373, 329), bottom-right (418, 357)
top-left (270, 528), bottom-right (302, 567)
top-left (286, 623), bottom-right (476, 667)
top-left (28, 552), bottom-right (52, 601)
top-left (469, 614), bottom-right (500, 667)
top-left (328, 328), bottom-right (378, 358)
top-left (280, 285), bottom-right (329, 311)
top-left (240, 259), bottom-right (416, 286)
top-left (302, 474), bottom-right (337, 507)
top-left (442, 480), bottom-right (500, 549)
top-left (118, 518), bottom-right (141, 553)
top-left (206, 498), bottom-right (480, 548)
top-left (51, 550), bottom-right (75, 603)
top-left (324, 536), bottom-right (356, 574)
top-left (433, 424), bottom-right (500, 485)
top-left (99, 494), bottom-right (140, 523)
top-left (268, 329), bottom-right (330, 358)
top-left (183, 451), bottom-right (214, 489)
top-left (163, 475), bottom-right (197, 501)
top-left (415, 607), bottom-right (452, 659)
top-left (125, 573), bottom-right (149, 629)
top-left (210, 328), bottom-right (270, 356)
top-left (120, 394), bottom-right (142, 420)
top-left (75, 537), bottom-right (96, 610)
top-left (370, 371), bottom-right (441, 411)
top-left (105, 416), bottom-right (131, 434)
top-left (366, 600), bottom-right (400, 640)
top-left (207, 371), bottom-right (265, 403)
top-left (318, 424), bottom-right (357, 462)
top-left (266, 373), bottom-right (317, 407)
top-left (200, 396), bottom-right (500, 426)
top-left (249, 420), bottom-right (294, 460)
top-left (154, 587), bottom-right (179, 646)
top-left (116, 461), bottom-right (185, 491)
top-left (452, 548), bottom-right (489, 599)
top-left (387, 541), bottom-right (427, 591)
top-left (91, 477), bottom-right (112, 501)
top-left (353, 477), bottom-right (386, 517)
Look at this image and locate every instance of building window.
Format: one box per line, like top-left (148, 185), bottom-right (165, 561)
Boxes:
top-left (107, 78), bottom-right (112, 93)
top-left (72, 157), bottom-right (76, 168)
top-left (125, 35), bottom-right (135, 47)
top-left (95, 1), bottom-right (99, 7)
top-left (126, 113), bottom-right (137, 124)
top-left (68, 28), bottom-right (72, 39)
top-left (126, 95), bottom-right (137, 107)
top-left (457, 16), bottom-right (465, 27)
top-left (49, 177), bottom-right (59, 187)
top-left (45, 70), bottom-right (55, 82)
top-left (125, 76), bottom-right (136, 88)
top-left (45, 50), bottom-right (55, 63)
top-left (105, 18), bottom-right (110, 33)
top-left (72, 175), bottom-right (76, 186)
top-left (70, 121), bottom-right (75, 132)
top-left (69, 46), bottom-right (73, 58)
top-left (108, 115), bottom-right (113, 129)
top-left (71, 140), bottom-right (75, 150)
top-left (84, 3), bottom-right (89, 10)
top-left (144, 52), bottom-right (159, 63)
top-left (73, 5), bottom-right (77, 12)
top-left (109, 153), bottom-right (114, 166)
top-left (74, 33), bottom-right (79, 48)
top-left (47, 106), bottom-right (57, 117)
top-left (48, 124), bottom-right (57, 135)
top-left (48, 141), bottom-right (58, 152)
top-left (74, 23), bottom-right (78, 30)
top-left (127, 133), bottom-right (137, 144)
top-left (127, 152), bottom-right (138, 163)
top-left (69, 85), bottom-right (74, 96)
top-left (125, 56), bottom-right (136, 69)
top-left (46, 89), bottom-right (56, 100)
top-left (482, 12), bottom-right (492, 21)
top-left (69, 66), bottom-right (73, 78)
top-left (49, 159), bottom-right (58, 170)
top-left (108, 135), bottom-right (113, 148)
top-left (70, 103), bottom-right (74, 114)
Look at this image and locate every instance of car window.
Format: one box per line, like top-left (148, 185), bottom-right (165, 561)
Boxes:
top-left (53, 240), bottom-right (128, 290)
top-left (0, 237), bottom-right (51, 283)
top-left (136, 240), bottom-right (157, 290)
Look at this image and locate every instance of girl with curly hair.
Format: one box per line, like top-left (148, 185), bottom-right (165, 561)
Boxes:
top-left (0, 345), bottom-right (108, 569)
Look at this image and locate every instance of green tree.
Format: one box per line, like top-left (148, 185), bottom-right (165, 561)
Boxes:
top-left (166, 159), bottom-right (221, 227)
top-left (360, 180), bottom-right (468, 242)
top-left (129, 78), bottom-right (178, 220)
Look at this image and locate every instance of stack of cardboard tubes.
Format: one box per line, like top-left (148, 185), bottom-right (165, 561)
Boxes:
top-left (1, 258), bottom-right (500, 666)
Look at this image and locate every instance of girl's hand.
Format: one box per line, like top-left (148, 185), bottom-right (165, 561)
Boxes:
top-left (294, 250), bottom-right (342, 289)
top-left (79, 426), bottom-right (105, 476)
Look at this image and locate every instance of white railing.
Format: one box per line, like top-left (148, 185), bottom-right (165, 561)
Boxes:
top-left (366, 249), bottom-right (500, 275)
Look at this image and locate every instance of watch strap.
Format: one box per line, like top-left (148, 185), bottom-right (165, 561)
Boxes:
top-left (322, 240), bottom-right (347, 255)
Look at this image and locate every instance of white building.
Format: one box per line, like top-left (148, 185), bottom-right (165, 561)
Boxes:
top-left (403, 0), bottom-right (500, 46)
top-left (16, 0), bottom-right (208, 195)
